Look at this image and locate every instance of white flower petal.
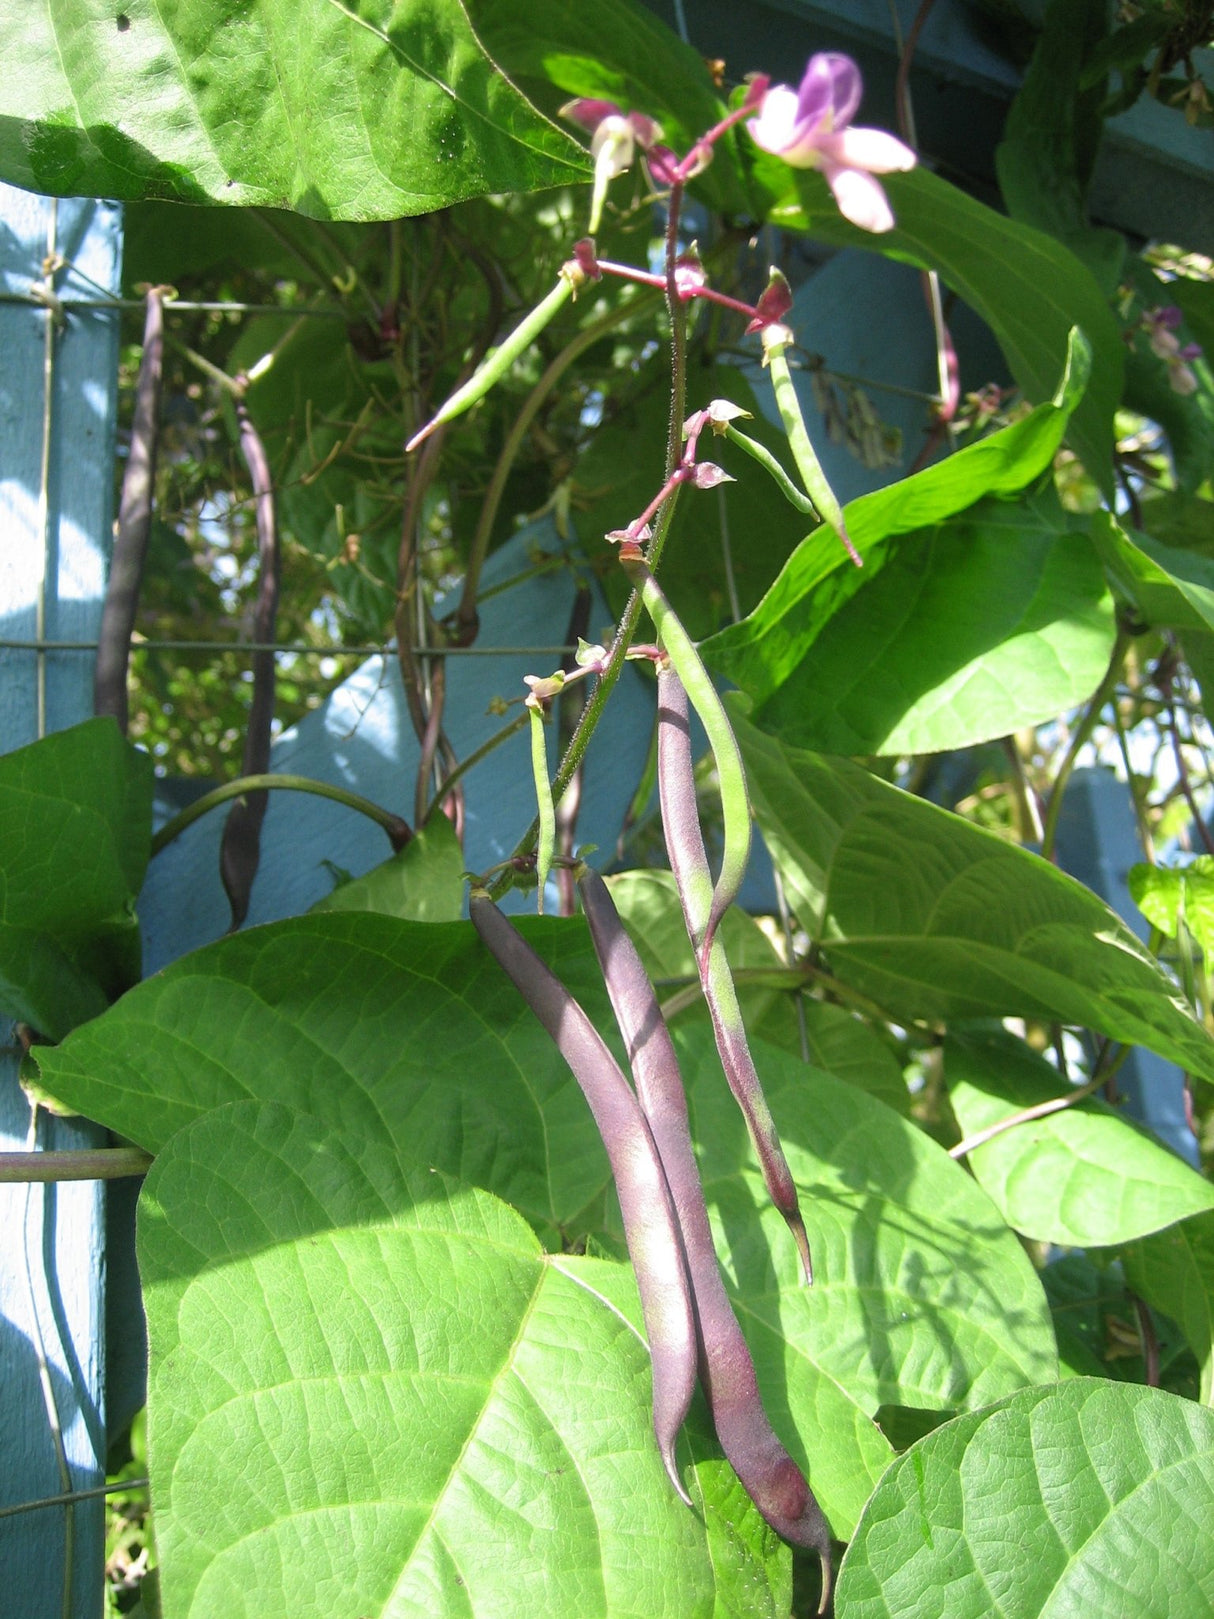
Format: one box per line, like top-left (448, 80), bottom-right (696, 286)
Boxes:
top-left (747, 86), bottom-right (802, 155)
top-left (823, 163), bottom-right (896, 233)
top-left (819, 127), bottom-right (916, 174)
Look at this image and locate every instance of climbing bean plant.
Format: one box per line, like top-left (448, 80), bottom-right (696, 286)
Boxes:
top-left (4, 1), bottom-right (1214, 1615)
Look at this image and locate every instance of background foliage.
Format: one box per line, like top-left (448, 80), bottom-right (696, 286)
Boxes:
top-left (3, 0), bottom-right (1214, 1614)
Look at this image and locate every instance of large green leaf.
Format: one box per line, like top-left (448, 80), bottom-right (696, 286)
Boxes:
top-left (993, 0), bottom-right (1125, 291)
top-left (747, 490), bottom-right (1114, 755)
top-left (1092, 509), bottom-right (1214, 635)
top-left (38, 912), bottom-right (1059, 1535)
top-left (1122, 1212), bottom-right (1214, 1404)
top-left (36, 914), bottom-right (617, 1241)
top-left (946, 1028), bottom-right (1214, 1246)
top-left (678, 1027), bottom-right (1057, 1488)
top-left (0, 718), bottom-right (151, 1039)
top-left (0, 0), bottom-right (588, 217)
top-left (702, 331), bottom-right (1090, 704)
top-left (835, 1380), bottom-right (1214, 1618)
top-left (605, 869), bottom-right (801, 1052)
top-left (141, 1100), bottom-right (790, 1618)
top-left (768, 165), bottom-right (1122, 490)
top-left (732, 708), bottom-right (1214, 1082)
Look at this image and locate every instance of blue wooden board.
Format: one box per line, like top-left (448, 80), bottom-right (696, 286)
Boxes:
top-left (0, 184), bottom-right (122, 1619)
top-left (1054, 767), bottom-right (1200, 1167)
top-left (140, 518), bottom-right (657, 971)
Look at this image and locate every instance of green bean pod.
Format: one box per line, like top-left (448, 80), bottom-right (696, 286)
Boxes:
top-left (528, 704), bottom-right (556, 913)
top-left (763, 333), bottom-right (861, 567)
top-left (620, 549), bottom-right (750, 960)
top-left (656, 666), bottom-right (814, 1287)
top-left (468, 893), bottom-right (697, 1502)
top-left (406, 273), bottom-right (578, 452)
top-left (577, 867), bottom-right (832, 1593)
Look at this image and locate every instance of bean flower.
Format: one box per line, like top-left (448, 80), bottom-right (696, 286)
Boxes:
top-left (560, 98), bottom-right (665, 231)
top-left (747, 53), bottom-right (916, 233)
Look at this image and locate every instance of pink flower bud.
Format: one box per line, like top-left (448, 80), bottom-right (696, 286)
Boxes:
top-left (745, 268), bottom-right (794, 334)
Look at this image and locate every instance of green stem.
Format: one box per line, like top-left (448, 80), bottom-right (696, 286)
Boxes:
top-left (487, 198), bottom-right (694, 898)
top-left (0, 1148), bottom-right (152, 1183)
top-left (152, 774), bottom-right (410, 856)
top-left (459, 287), bottom-right (662, 635)
top-left (1041, 631), bottom-right (1131, 861)
top-left (425, 712), bottom-right (529, 822)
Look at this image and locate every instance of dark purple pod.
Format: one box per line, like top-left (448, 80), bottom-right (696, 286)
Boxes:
top-left (656, 666), bottom-right (814, 1286)
top-left (468, 894), bottom-right (696, 1502)
top-left (577, 867), bottom-right (832, 1597)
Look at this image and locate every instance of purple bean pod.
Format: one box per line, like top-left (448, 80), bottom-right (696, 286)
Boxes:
top-left (577, 867), bottom-right (832, 1598)
top-left (468, 893), bottom-right (697, 1502)
top-left (94, 286), bottom-right (165, 732)
top-left (657, 664), bottom-right (814, 1286)
top-left (219, 400), bottom-right (281, 931)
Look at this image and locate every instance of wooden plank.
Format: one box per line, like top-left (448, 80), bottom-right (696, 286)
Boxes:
top-left (0, 184), bottom-right (122, 1619)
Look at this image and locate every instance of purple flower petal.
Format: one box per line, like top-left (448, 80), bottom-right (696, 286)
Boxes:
top-left (559, 98), bottom-right (622, 133)
top-left (796, 53), bottom-right (862, 131)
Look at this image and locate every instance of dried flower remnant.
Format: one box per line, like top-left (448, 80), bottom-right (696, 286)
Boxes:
top-left (1142, 305), bottom-right (1203, 396)
top-left (747, 53), bottom-right (916, 233)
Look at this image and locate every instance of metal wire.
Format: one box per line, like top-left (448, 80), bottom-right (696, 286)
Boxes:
top-left (0, 638), bottom-right (581, 657)
top-left (0, 1479), bottom-right (149, 1521)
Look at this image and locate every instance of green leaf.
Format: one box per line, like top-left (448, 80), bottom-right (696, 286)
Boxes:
top-left (1122, 1211), bottom-right (1214, 1404)
top-left (1139, 491), bottom-right (1214, 556)
top-left (835, 1380), bottom-right (1214, 1618)
top-left (769, 165), bottom-right (1123, 490)
top-left (702, 331), bottom-right (1090, 704)
top-left (0, 1), bottom-right (588, 218)
top-left (37, 913), bottom-right (1058, 1537)
top-left (799, 1000), bottom-right (910, 1117)
top-left (1042, 1253), bottom-right (1199, 1395)
top-left (311, 815), bottom-right (464, 922)
top-left (994, 0), bottom-right (1125, 291)
top-left (0, 718), bottom-right (151, 1039)
top-left (732, 707), bottom-right (1214, 1082)
top-left (946, 1028), bottom-right (1214, 1245)
top-left (35, 914), bottom-right (617, 1238)
top-left (1091, 509), bottom-right (1214, 635)
top-left (679, 1025), bottom-right (1057, 1514)
top-left (469, 0), bottom-right (749, 214)
top-left (1130, 857), bottom-right (1214, 958)
top-left (604, 869), bottom-right (802, 1051)
top-left (745, 489), bottom-right (1115, 755)
top-left (141, 1100), bottom-right (789, 1617)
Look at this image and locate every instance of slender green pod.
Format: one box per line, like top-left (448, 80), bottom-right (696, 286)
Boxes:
top-left (468, 893), bottom-right (697, 1501)
top-left (577, 866), bottom-right (832, 1598)
top-left (523, 677), bottom-right (562, 913)
top-left (763, 330), bottom-right (861, 567)
top-left (406, 271), bottom-right (580, 452)
top-left (620, 548), bottom-right (750, 958)
top-left (656, 666), bottom-right (814, 1287)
